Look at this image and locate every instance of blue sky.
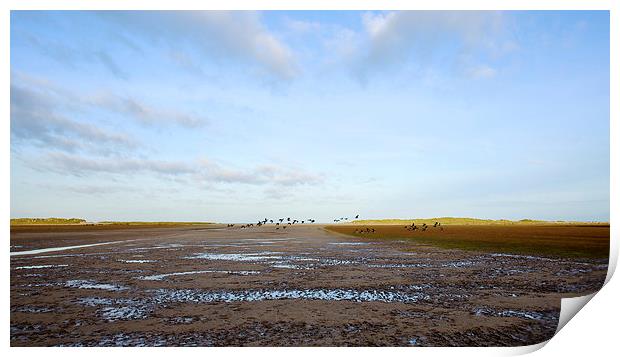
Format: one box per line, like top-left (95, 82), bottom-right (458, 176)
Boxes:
top-left (10, 11), bottom-right (610, 222)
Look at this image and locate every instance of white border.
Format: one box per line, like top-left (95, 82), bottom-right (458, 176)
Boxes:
top-left (3, 1), bottom-right (617, 356)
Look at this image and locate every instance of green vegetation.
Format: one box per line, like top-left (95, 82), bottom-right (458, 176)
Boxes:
top-left (326, 224), bottom-right (610, 260)
top-left (350, 217), bottom-right (591, 225)
top-left (11, 217), bottom-right (86, 225)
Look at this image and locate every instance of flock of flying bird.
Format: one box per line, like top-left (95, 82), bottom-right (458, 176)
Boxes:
top-left (227, 214), bottom-right (361, 230)
top-left (225, 216), bottom-right (444, 234)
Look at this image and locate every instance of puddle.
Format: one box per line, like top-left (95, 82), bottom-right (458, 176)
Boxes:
top-left (441, 261), bottom-right (477, 268)
top-left (76, 297), bottom-right (151, 321)
top-left (240, 238), bottom-right (298, 242)
top-left (137, 270), bottom-right (260, 281)
top-left (119, 260), bottom-right (157, 264)
top-left (157, 244), bottom-right (184, 248)
top-left (201, 243), bottom-right (249, 247)
top-left (12, 306), bottom-right (55, 313)
top-left (367, 263), bottom-right (430, 268)
top-left (21, 283), bottom-right (57, 288)
top-left (100, 306), bottom-right (151, 321)
top-left (13, 264), bottom-right (69, 270)
top-left (329, 242), bottom-right (370, 246)
top-left (186, 252), bottom-right (284, 262)
top-left (153, 287), bottom-right (430, 304)
top-left (65, 280), bottom-right (128, 291)
top-left (62, 333), bottom-right (169, 347)
top-left (165, 316), bottom-right (196, 324)
top-left (473, 307), bottom-right (552, 321)
top-left (271, 264), bottom-right (313, 270)
top-left (489, 253), bottom-right (556, 262)
top-left (317, 258), bottom-right (357, 266)
top-left (78, 297), bottom-right (114, 306)
top-left (11, 241), bottom-right (131, 256)
top-left (18, 252), bottom-right (111, 260)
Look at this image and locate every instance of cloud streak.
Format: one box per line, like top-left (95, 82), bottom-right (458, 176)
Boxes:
top-left (13, 72), bottom-right (208, 130)
top-left (102, 11), bottom-right (298, 80)
top-left (22, 32), bottom-right (129, 80)
top-left (87, 93), bottom-right (208, 128)
top-left (361, 11), bottom-right (505, 64)
top-left (10, 84), bottom-right (138, 155)
top-left (36, 152), bottom-right (323, 187)
top-left (317, 11), bottom-right (511, 82)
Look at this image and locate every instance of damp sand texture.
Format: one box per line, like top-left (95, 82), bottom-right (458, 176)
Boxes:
top-left (10, 224), bottom-right (608, 346)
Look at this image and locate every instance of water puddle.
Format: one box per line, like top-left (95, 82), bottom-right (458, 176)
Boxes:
top-left (186, 252), bottom-right (284, 262)
top-left (119, 260), bottom-right (157, 264)
top-left (137, 270), bottom-right (260, 281)
top-left (11, 241), bottom-right (131, 256)
top-left (489, 253), bottom-right (556, 262)
top-left (78, 297), bottom-right (114, 306)
top-left (76, 297), bottom-right (151, 321)
top-left (472, 307), bottom-right (552, 321)
top-left (12, 306), bottom-right (55, 313)
top-left (100, 306), bottom-right (151, 321)
top-left (65, 280), bottom-right (128, 291)
top-left (271, 264), bottom-right (313, 270)
top-left (367, 263), bottom-right (430, 268)
top-left (329, 242), bottom-right (370, 246)
top-left (16, 252), bottom-right (111, 260)
top-left (153, 287), bottom-right (430, 304)
top-left (441, 261), bottom-right (477, 268)
top-left (13, 264), bottom-right (69, 270)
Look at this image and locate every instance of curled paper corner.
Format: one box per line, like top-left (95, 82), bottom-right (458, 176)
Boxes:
top-left (508, 258), bottom-right (615, 355)
top-left (507, 340), bottom-right (548, 355)
top-left (555, 292), bottom-right (597, 334)
top-left (505, 293), bottom-right (599, 355)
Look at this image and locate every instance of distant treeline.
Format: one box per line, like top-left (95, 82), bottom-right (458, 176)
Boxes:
top-left (351, 217), bottom-right (593, 225)
top-left (11, 218), bottom-right (86, 225)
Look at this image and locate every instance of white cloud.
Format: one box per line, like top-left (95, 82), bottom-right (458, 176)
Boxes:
top-left (10, 84), bottom-right (138, 155)
top-left (327, 11), bottom-right (513, 81)
top-left (467, 64), bottom-right (498, 79)
top-left (361, 11), bottom-right (505, 52)
top-left (104, 11), bottom-right (298, 80)
top-left (13, 72), bottom-right (208, 129)
top-left (87, 93), bottom-right (207, 128)
top-left (34, 152), bottom-right (323, 188)
top-left (284, 18), bottom-right (322, 34)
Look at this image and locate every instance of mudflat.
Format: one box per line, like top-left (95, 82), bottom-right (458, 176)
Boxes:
top-left (10, 224), bottom-right (608, 346)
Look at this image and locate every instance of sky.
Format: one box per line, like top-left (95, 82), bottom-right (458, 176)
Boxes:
top-left (10, 10), bottom-right (610, 223)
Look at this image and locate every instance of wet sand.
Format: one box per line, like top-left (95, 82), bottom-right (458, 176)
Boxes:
top-left (10, 225), bottom-right (608, 346)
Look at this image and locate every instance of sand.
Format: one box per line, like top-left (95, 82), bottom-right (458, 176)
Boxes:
top-left (10, 225), bottom-right (608, 346)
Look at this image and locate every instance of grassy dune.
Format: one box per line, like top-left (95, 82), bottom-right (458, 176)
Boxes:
top-left (326, 224), bottom-right (610, 259)
top-left (10, 218), bottom-right (215, 233)
top-left (10, 218), bottom-right (87, 225)
top-left (351, 217), bottom-right (596, 225)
